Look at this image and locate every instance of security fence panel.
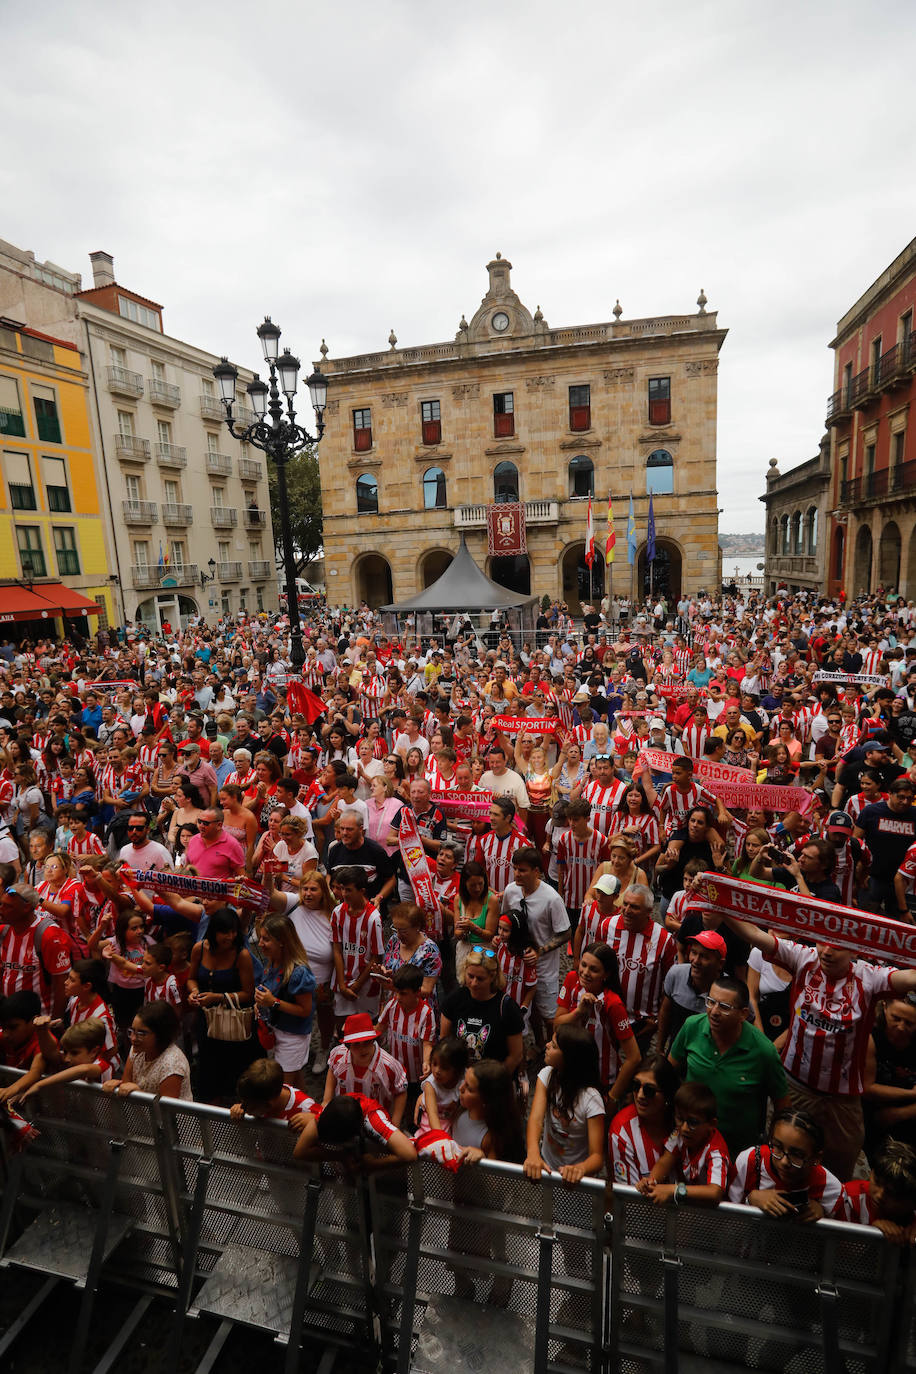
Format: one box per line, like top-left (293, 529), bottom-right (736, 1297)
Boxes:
top-left (609, 1186), bottom-right (899, 1374)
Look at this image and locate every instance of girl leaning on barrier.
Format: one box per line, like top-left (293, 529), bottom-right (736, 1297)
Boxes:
top-left (103, 1000), bottom-right (193, 1101)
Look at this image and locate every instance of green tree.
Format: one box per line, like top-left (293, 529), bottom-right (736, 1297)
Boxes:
top-left (267, 447), bottom-right (323, 573)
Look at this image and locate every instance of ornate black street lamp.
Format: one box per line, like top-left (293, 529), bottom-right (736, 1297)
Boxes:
top-left (212, 319), bottom-right (328, 669)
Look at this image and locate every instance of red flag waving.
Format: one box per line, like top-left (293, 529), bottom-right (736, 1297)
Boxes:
top-left (286, 678), bottom-right (327, 724)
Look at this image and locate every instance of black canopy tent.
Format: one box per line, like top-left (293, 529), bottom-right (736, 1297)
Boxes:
top-left (379, 535), bottom-right (538, 644)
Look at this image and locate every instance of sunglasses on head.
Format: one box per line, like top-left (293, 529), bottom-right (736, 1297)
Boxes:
top-left (470, 945), bottom-right (496, 958)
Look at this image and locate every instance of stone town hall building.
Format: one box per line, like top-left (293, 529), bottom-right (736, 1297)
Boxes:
top-left (317, 255), bottom-right (726, 611)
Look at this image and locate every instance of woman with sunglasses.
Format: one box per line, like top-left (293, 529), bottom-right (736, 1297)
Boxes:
top-left (610, 1055), bottom-right (680, 1185)
top-left (728, 1109), bottom-right (843, 1222)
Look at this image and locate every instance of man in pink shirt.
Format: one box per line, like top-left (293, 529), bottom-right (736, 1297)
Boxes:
top-left (184, 809), bottom-right (246, 881)
top-left (178, 741), bottom-right (219, 806)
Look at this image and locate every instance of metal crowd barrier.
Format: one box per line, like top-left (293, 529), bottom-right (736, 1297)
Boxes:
top-left (0, 1067), bottom-right (911, 1374)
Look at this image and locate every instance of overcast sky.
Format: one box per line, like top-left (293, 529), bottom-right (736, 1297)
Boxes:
top-left (4, 0), bottom-right (916, 533)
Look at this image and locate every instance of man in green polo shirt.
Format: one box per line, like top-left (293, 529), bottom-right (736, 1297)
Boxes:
top-left (669, 974), bottom-right (790, 1156)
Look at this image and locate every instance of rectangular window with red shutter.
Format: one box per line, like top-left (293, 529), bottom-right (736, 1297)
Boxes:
top-left (648, 377), bottom-right (671, 426)
top-left (493, 391), bottom-right (515, 437)
top-left (569, 384), bottom-right (590, 431)
top-left (421, 399), bottom-right (441, 445)
top-left (353, 407), bottom-right (372, 451)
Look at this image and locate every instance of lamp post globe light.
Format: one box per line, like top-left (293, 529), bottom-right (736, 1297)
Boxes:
top-left (213, 318), bottom-right (328, 670)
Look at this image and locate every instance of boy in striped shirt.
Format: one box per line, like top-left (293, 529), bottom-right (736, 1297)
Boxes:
top-left (843, 1142), bottom-right (916, 1242)
top-left (375, 965), bottom-right (435, 1114)
top-left (141, 943), bottom-right (182, 1008)
top-left (638, 1081), bottom-right (730, 1205)
top-left (68, 810), bottom-right (106, 859)
top-left (231, 1057), bottom-right (320, 1133)
top-left (557, 800), bottom-right (610, 928)
top-left (324, 1012), bottom-right (407, 1125)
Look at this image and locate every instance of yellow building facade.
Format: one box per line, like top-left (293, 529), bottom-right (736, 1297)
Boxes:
top-left (0, 320), bottom-right (113, 633)
top-left (318, 256), bottom-right (726, 611)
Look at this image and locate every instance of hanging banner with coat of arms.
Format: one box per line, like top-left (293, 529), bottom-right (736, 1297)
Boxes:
top-left (487, 502), bottom-right (527, 557)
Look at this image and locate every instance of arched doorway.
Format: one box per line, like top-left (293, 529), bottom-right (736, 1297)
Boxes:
top-left (636, 539), bottom-right (682, 602)
top-left (831, 524), bottom-right (845, 586)
top-left (419, 548), bottom-right (453, 589)
top-left (354, 553), bottom-right (393, 608)
top-left (561, 542), bottom-right (605, 615)
top-left (907, 527), bottom-right (916, 599)
top-left (489, 554), bottom-right (530, 596)
top-left (853, 525), bottom-right (873, 594)
top-left (879, 521), bottom-right (902, 590)
top-left (136, 592), bottom-right (199, 633)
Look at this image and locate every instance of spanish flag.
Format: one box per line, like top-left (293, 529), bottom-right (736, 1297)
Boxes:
top-left (605, 496), bottom-right (616, 564)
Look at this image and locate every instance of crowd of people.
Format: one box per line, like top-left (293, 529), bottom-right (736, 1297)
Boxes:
top-left (3, 584), bottom-right (916, 1250)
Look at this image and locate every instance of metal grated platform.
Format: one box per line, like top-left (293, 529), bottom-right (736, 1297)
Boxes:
top-left (3, 1205), bottom-right (133, 1283)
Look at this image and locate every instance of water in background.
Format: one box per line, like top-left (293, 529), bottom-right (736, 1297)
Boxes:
top-left (722, 554), bottom-right (764, 581)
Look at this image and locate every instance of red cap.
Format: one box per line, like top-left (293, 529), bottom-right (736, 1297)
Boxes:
top-left (342, 1012), bottom-right (377, 1044)
top-left (688, 931), bottom-right (727, 957)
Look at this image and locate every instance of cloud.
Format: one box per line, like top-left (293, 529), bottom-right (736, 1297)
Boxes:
top-left (3, 0), bottom-right (916, 533)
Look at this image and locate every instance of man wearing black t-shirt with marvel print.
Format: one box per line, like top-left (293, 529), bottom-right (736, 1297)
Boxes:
top-left (855, 778), bottom-right (916, 918)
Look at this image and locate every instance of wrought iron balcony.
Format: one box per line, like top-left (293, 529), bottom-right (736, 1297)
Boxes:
top-left (114, 434), bottom-right (151, 461)
top-left (122, 499), bottom-right (158, 524)
top-left (205, 452), bottom-right (233, 476)
top-left (148, 379), bottom-right (180, 408)
top-left (200, 396), bottom-right (225, 421)
top-left (156, 442), bottom-right (187, 468)
top-left (239, 458), bottom-right (263, 482)
top-left (218, 561), bottom-right (243, 581)
top-left (107, 366), bottom-right (144, 398)
top-left (838, 458), bottom-right (916, 507)
top-left (248, 560), bottom-right (271, 580)
top-left (162, 503), bottom-right (193, 526)
top-left (243, 507), bottom-right (267, 529)
top-left (210, 506), bottom-right (238, 528)
top-left (131, 563), bottom-right (199, 589)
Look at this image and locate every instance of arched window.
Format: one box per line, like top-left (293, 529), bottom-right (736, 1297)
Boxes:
top-left (493, 461), bottom-right (519, 504)
top-left (791, 510), bottom-right (802, 555)
top-left (646, 449), bottom-right (674, 494)
top-left (356, 472), bottom-right (378, 514)
top-left (568, 455), bottom-right (594, 499)
top-left (806, 506), bottom-right (818, 554)
top-left (423, 466), bottom-right (447, 509)
top-left (780, 514), bottom-right (790, 555)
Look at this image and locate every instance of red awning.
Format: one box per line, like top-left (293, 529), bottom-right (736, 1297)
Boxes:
top-left (0, 586), bottom-right (65, 623)
top-left (35, 583), bottom-right (101, 618)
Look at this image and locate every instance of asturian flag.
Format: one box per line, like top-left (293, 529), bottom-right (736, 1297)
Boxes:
top-left (585, 496), bottom-right (595, 569)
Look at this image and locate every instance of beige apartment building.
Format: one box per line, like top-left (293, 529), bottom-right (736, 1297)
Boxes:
top-left (0, 240), bottom-right (278, 631)
top-left (317, 255), bottom-right (726, 611)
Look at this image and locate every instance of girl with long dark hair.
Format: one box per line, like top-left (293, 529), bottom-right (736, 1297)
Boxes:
top-left (524, 1024), bottom-right (605, 1183)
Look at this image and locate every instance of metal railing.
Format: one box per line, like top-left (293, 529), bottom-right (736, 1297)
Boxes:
top-left (827, 332), bottom-right (916, 421)
top-left (210, 506), bottom-right (237, 527)
top-left (2, 1073), bottom-right (913, 1374)
top-left (248, 560), bottom-right (271, 579)
top-left (106, 365), bottom-right (144, 397)
top-left (839, 457), bottom-right (916, 507)
top-left (149, 379), bottom-right (181, 407)
top-left (239, 457), bottom-right (263, 482)
top-left (162, 502), bottom-right (193, 526)
top-left (114, 434), bottom-right (151, 461)
top-left (205, 452), bottom-right (232, 476)
top-left (218, 560), bottom-right (242, 580)
top-left (122, 499), bottom-right (158, 523)
top-left (156, 442), bottom-right (188, 468)
top-left (199, 395), bottom-right (225, 420)
top-left (129, 563), bottom-right (199, 589)
top-left (243, 508), bottom-right (267, 528)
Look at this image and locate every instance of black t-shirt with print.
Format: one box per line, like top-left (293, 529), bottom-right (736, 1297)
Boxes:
top-left (440, 987), bottom-right (524, 1063)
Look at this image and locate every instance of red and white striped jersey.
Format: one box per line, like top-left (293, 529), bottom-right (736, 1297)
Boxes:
top-left (610, 1103), bottom-right (665, 1184)
top-left (847, 790), bottom-right (887, 823)
top-left (359, 679), bottom-right (384, 722)
top-left (139, 743), bottom-right (160, 773)
top-left (495, 943), bottom-right (538, 1008)
top-left (68, 832), bottom-right (106, 858)
top-left (328, 1043), bottom-right (407, 1114)
top-left (96, 762), bottom-right (116, 800)
top-left (0, 916), bottom-right (71, 1010)
top-left (50, 775), bottom-right (75, 806)
top-left (657, 780), bottom-right (718, 838)
top-left (330, 901), bottom-right (384, 988)
top-left (581, 779), bottom-right (628, 837)
top-left (226, 767), bottom-right (258, 792)
top-left (771, 937), bottom-right (893, 1095)
top-left (376, 995), bottom-right (435, 1082)
top-left (831, 837), bottom-right (870, 906)
top-left (599, 916), bottom-right (676, 1020)
top-left (264, 1084), bottom-right (320, 1125)
top-left (35, 878), bottom-right (86, 946)
top-left (557, 971), bottom-right (634, 1086)
top-left (433, 873), bottom-right (459, 917)
top-left (664, 1127), bottom-right (731, 1190)
top-left (557, 828), bottom-right (610, 908)
top-left (898, 843), bottom-right (916, 895)
top-left (67, 992), bottom-right (120, 1074)
top-left (680, 725), bottom-right (712, 759)
top-left (425, 758), bottom-right (457, 792)
top-left (469, 829), bottom-right (527, 894)
top-left (0, 773), bottom-right (14, 820)
top-left (32, 731), bottom-right (51, 753)
top-left (838, 723), bottom-right (862, 755)
top-left (862, 649), bottom-right (884, 676)
top-left (569, 724), bottom-right (594, 748)
top-left (608, 811), bottom-right (660, 856)
top-left (144, 973), bottom-right (181, 1007)
top-left (578, 899), bottom-right (612, 952)
top-left (301, 661), bottom-right (326, 689)
top-left (729, 1144), bottom-right (843, 1216)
